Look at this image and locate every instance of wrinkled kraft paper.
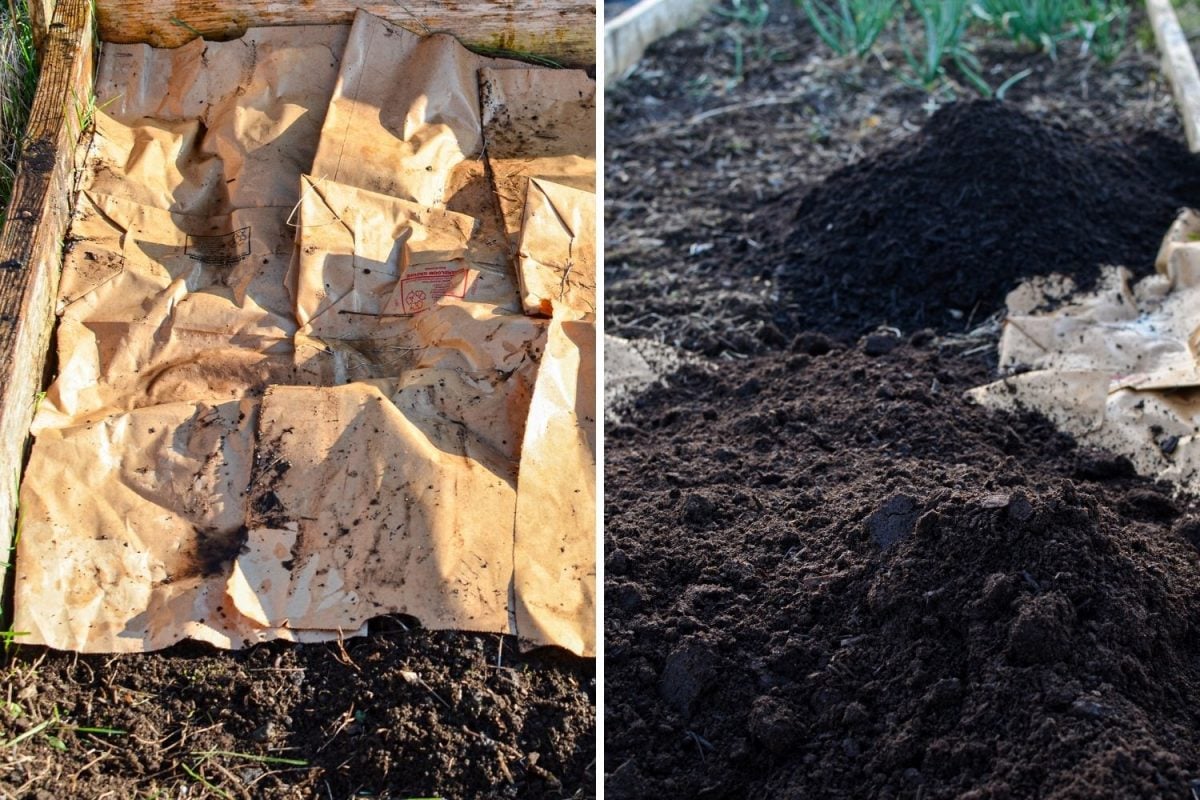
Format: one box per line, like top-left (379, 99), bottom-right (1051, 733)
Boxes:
top-left (970, 208), bottom-right (1200, 488)
top-left (516, 179), bottom-right (597, 316)
top-left (514, 309), bottom-right (596, 656)
top-left (291, 175), bottom-right (545, 464)
top-left (309, 13), bottom-right (513, 265)
top-left (480, 67), bottom-right (596, 315)
top-left (16, 12), bottom-right (595, 655)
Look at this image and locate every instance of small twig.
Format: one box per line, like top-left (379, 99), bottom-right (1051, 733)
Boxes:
top-left (205, 760), bottom-right (253, 800)
top-left (316, 705), bottom-right (356, 754)
top-left (331, 633), bottom-right (361, 673)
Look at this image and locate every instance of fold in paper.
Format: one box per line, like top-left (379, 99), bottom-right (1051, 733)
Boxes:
top-left (970, 209), bottom-right (1200, 490)
top-left (516, 179), bottom-right (597, 316)
top-left (94, 26), bottom-right (351, 212)
top-left (514, 309), bottom-right (596, 655)
top-left (308, 12), bottom-right (513, 267)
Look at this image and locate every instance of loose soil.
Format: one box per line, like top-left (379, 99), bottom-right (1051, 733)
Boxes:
top-left (607, 342), bottom-right (1200, 799)
top-left (0, 624), bottom-right (594, 798)
top-left (606, 1), bottom-right (1188, 355)
top-left (774, 101), bottom-right (1200, 337)
top-left (607, 2), bottom-right (1200, 798)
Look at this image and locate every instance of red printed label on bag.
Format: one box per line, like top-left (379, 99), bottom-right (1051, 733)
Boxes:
top-left (398, 267), bottom-right (468, 314)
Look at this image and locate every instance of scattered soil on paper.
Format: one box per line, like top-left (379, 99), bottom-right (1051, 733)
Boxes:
top-left (0, 626), bottom-right (594, 798)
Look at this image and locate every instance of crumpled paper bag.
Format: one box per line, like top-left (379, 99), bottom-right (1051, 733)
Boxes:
top-left (515, 178), bottom-right (597, 316)
top-left (228, 381), bottom-right (518, 635)
top-left (291, 175), bottom-right (547, 464)
top-left (479, 67), bottom-right (596, 315)
top-left (970, 209), bottom-right (1200, 488)
top-left (35, 189), bottom-right (305, 431)
top-left (15, 397), bottom-right (365, 651)
top-left (309, 11), bottom-right (513, 254)
top-left (33, 22), bottom-right (352, 429)
top-left (292, 175), bottom-right (521, 334)
top-left (94, 26), bottom-right (350, 213)
top-left (514, 309), bottom-right (596, 654)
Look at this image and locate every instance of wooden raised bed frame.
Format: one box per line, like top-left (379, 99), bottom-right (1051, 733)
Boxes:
top-left (604, 0), bottom-right (715, 85)
top-left (0, 0), bottom-right (595, 595)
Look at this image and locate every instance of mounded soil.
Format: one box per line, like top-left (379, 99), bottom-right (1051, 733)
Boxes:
top-left (773, 101), bottom-right (1200, 337)
top-left (607, 4), bottom-right (1200, 798)
top-left (606, 341), bottom-right (1200, 799)
top-left (605, 1), bottom-right (1187, 357)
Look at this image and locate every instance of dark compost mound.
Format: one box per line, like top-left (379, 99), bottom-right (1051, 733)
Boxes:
top-left (774, 101), bottom-right (1200, 337)
top-left (605, 341), bottom-right (1200, 798)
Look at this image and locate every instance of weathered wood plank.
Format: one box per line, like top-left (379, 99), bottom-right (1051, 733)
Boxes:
top-left (27, 0), bottom-right (52, 53)
top-left (1147, 0), bottom-right (1200, 153)
top-left (604, 0), bottom-right (715, 85)
top-left (0, 0), bottom-right (93, 592)
top-left (27, 0), bottom-right (56, 54)
top-left (96, 1), bottom-right (596, 66)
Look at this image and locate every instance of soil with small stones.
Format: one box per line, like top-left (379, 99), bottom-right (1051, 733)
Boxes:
top-left (608, 3), bottom-right (1200, 799)
top-left (606, 341), bottom-right (1200, 799)
top-left (0, 626), bottom-right (594, 798)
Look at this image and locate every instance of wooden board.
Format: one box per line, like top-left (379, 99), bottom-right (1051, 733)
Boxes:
top-left (28, 0), bottom-right (55, 53)
top-left (96, 1), bottom-right (596, 67)
top-left (604, 0), bottom-right (715, 85)
top-left (1147, 0), bottom-right (1200, 153)
top-left (0, 0), bottom-right (94, 594)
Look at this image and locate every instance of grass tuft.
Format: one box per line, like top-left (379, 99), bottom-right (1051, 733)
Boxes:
top-left (0, 0), bottom-right (37, 227)
top-left (972, 0), bottom-right (1131, 61)
top-left (788, 0), bottom-right (1131, 94)
top-left (801, 0), bottom-right (898, 57)
top-left (899, 0), bottom-right (976, 87)
top-left (715, 0), bottom-right (781, 84)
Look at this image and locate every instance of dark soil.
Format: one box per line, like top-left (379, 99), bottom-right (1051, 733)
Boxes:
top-left (607, 3), bottom-right (1200, 798)
top-left (0, 626), bottom-right (594, 798)
top-left (773, 101), bottom-right (1200, 337)
top-left (606, 1), bottom-right (1188, 357)
top-left (606, 343), bottom-right (1200, 799)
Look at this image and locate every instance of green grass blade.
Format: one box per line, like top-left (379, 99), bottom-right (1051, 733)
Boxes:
top-left (191, 749), bottom-right (310, 767)
top-left (995, 66), bottom-right (1034, 100)
top-left (953, 50), bottom-right (992, 96)
top-left (180, 763), bottom-right (233, 800)
top-left (801, 0), bottom-right (849, 55)
top-left (1, 718), bottom-right (51, 747)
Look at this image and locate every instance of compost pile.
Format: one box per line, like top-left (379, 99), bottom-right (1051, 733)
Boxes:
top-left (606, 343), bottom-right (1200, 798)
top-left (773, 101), bottom-right (1200, 337)
top-left (607, 102), bottom-right (1200, 798)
